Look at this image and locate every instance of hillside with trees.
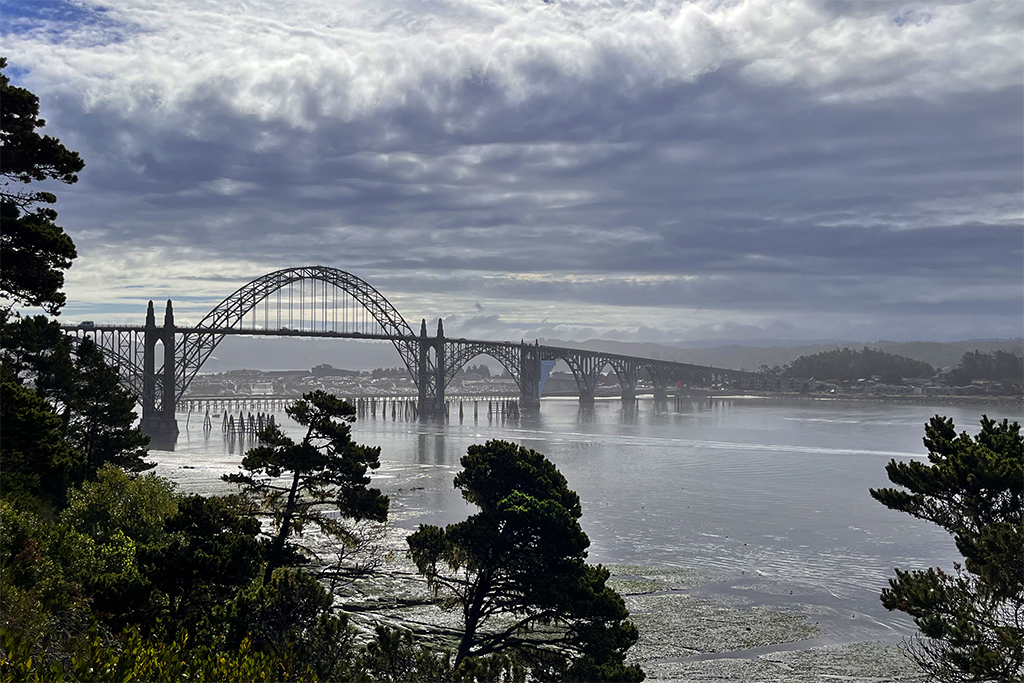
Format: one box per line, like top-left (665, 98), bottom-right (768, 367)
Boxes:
top-left (945, 350), bottom-right (1023, 386)
top-left (782, 347), bottom-right (934, 381)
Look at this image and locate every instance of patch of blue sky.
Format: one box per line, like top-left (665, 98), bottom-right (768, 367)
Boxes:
top-left (0, 0), bottom-right (135, 46)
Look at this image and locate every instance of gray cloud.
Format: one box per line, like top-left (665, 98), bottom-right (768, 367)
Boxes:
top-left (5, 0), bottom-right (1021, 343)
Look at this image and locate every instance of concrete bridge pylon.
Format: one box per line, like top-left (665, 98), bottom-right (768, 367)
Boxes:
top-left (140, 299), bottom-right (179, 442)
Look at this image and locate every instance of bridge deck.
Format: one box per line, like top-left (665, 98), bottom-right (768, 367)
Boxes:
top-left (62, 323), bottom-right (752, 377)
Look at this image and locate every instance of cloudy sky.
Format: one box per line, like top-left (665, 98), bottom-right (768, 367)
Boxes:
top-left (4, 0), bottom-right (1022, 345)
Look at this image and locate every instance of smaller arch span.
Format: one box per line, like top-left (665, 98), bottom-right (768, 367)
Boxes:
top-left (443, 341), bottom-right (523, 392)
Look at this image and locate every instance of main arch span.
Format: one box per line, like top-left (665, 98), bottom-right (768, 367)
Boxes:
top-left (64, 265), bottom-right (756, 438)
top-left (179, 266), bottom-right (423, 407)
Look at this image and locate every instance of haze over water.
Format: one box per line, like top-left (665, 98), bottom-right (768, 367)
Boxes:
top-left (159, 396), bottom-right (1020, 646)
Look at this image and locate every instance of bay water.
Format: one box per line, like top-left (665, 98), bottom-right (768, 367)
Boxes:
top-left (156, 396), bottom-right (1021, 646)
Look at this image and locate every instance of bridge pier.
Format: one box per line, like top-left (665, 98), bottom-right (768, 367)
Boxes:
top-left (646, 365), bottom-right (671, 404)
top-left (140, 299), bottom-right (179, 445)
top-left (417, 319), bottom-right (429, 415)
top-left (612, 360), bottom-right (639, 404)
top-left (416, 318), bottom-right (447, 419)
top-left (518, 340), bottom-right (542, 411)
top-left (433, 318), bottom-right (446, 417)
top-left (566, 355), bottom-right (600, 407)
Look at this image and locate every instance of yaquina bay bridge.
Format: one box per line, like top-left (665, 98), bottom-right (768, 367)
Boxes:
top-left (62, 266), bottom-right (754, 440)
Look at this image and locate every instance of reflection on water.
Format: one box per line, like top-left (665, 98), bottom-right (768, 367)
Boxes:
top-left (415, 431), bottom-right (447, 465)
top-left (576, 405), bottom-right (596, 423)
top-left (157, 396), bottom-right (1018, 642)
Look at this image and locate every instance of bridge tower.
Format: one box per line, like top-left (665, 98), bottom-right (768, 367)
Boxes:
top-left (417, 319), bottom-right (428, 412)
top-left (519, 340), bottom-right (543, 410)
top-left (416, 318), bottom-right (447, 418)
top-left (140, 299), bottom-right (179, 442)
top-left (433, 317), bottom-right (446, 416)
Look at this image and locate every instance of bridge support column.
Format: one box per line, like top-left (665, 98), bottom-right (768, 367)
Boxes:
top-left (162, 300), bottom-right (177, 425)
top-left (519, 340), bottom-right (542, 411)
top-left (433, 318), bottom-right (446, 416)
top-left (416, 318), bottom-right (447, 419)
top-left (141, 299), bottom-right (179, 445)
top-left (142, 300), bottom-right (157, 422)
top-left (615, 362), bottom-right (638, 404)
top-left (567, 355), bottom-right (599, 407)
top-left (417, 319), bottom-right (429, 415)
top-left (649, 366), bottom-right (669, 404)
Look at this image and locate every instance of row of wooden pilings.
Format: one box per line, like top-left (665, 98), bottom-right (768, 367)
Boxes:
top-left (193, 409), bottom-right (277, 436)
top-left (185, 397), bottom-right (295, 414)
top-left (183, 394), bottom-right (708, 421)
top-left (350, 396), bottom-right (520, 422)
top-left (183, 395), bottom-right (521, 424)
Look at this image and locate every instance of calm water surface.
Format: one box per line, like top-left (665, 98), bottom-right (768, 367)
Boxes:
top-left (157, 396), bottom-right (1021, 644)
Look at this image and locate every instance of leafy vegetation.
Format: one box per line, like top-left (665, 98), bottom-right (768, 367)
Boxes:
top-left (946, 350), bottom-right (1023, 387)
top-left (783, 346), bottom-right (934, 381)
top-left (1, 623), bottom-right (318, 682)
top-left (0, 57), bottom-right (82, 316)
top-left (871, 416), bottom-right (1023, 681)
top-left (223, 390), bottom-right (389, 584)
top-left (407, 440), bottom-right (644, 681)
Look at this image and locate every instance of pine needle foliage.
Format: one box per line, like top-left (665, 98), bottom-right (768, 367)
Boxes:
top-left (224, 391), bottom-right (389, 584)
top-left (871, 415), bottom-right (1023, 682)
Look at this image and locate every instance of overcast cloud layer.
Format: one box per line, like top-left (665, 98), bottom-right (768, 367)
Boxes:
top-left (4, 0), bottom-right (1022, 343)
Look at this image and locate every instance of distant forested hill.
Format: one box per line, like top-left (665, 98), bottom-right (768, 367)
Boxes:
top-left (783, 348), bottom-right (934, 380)
top-left (945, 350), bottom-right (1024, 385)
top-left (867, 340), bottom-right (1024, 369)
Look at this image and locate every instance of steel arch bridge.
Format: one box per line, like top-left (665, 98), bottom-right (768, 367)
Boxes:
top-left (63, 265), bottom-right (754, 437)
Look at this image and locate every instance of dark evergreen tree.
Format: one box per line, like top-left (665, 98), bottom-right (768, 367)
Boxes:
top-left (62, 337), bottom-right (151, 476)
top-left (407, 440), bottom-right (644, 681)
top-left (0, 377), bottom-right (82, 509)
top-left (1, 315), bottom-right (152, 483)
top-left (224, 391), bottom-right (389, 584)
top-left (141, 494), bottom-right (264, 641)
top-left (0, 57), bottom-right (82, 315)
top-left (870, 416), bottom-right (1023, 682)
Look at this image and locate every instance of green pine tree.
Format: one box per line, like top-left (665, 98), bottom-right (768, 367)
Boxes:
top-left (871, 415), bottom-right (1023, 681)
top-left (407, 440), bottom-right (644, 681)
